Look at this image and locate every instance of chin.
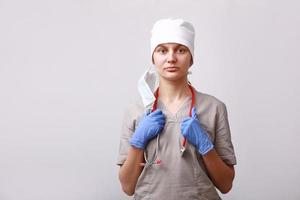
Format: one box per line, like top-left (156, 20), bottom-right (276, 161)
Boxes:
top-left (162, 74), bottom-right (186, 81)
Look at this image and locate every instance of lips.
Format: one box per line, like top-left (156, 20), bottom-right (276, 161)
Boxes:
top-left (164, 66), bottom-right (179, 72)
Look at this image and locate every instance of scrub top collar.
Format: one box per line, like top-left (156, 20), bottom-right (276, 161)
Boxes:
top-left (156, 95), bottom-right (192, 122)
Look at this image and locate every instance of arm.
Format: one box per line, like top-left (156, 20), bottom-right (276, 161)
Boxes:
top-left (181, 107), bottom-right (235, 193)
top-left (119, 147), bottom-right (144, 196)
top-left (118, 109), bottom-right (165, 196)
top-left (202, 149), bottom-right (235, 193)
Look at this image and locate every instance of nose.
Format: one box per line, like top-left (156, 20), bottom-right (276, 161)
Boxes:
top-left (167, 51), bottom-right (177, 63)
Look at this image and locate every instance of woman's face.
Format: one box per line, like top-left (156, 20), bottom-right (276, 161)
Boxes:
top-left (153, 43), bottom-right (192, 81)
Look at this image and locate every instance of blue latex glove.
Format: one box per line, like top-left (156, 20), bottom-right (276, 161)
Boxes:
top-left (130, 109), bottom-right (165, 149)
top-left (181, 107), bottom-right (214, 155)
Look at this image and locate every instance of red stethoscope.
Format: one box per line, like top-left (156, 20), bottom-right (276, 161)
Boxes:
top-left (141, 84), bottom-right (195, 167)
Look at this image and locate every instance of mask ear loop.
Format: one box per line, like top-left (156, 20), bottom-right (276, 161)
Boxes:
top-left (140, 88), bottom-right (162, 167)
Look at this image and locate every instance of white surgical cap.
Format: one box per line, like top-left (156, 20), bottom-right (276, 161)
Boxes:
top-left (150, 18), bottom-right (195, 64)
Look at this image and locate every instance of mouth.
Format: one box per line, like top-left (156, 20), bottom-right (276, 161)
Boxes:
top-left (164, 66), bottom-right (180, 72)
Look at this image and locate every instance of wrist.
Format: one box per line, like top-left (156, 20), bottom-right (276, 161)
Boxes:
top-left (198, 140), bottom-right (214, 156)
top-left (130, 146), bottom-right (145, 153)
top-left (202, 147), bottom-right (215, 158)
top-left (127, 146), bottom-right (144, 164)
top-left (200, 145), bottom-right (214, 156)
top-left (129, 138), bottom-right (145, 150)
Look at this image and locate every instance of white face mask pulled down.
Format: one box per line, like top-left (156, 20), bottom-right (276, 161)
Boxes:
top-left (137, 68), bottom-right (192, 111)
top-left (137, 69), bottom-right (158, 111)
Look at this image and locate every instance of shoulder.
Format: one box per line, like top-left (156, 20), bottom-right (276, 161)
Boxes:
top-left (123, 98), bottom-right (145, 121)
top-left (194, 90), bottom-right (226, 107)
top-left (194, 90), bottom-right (227, 114)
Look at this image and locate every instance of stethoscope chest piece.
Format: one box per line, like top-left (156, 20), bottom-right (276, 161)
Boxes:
top-left (180, 147), bottom-right (186, 156)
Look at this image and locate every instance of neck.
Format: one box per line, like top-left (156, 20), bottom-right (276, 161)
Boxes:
top-left (158, 77), bottom-right (191, 103)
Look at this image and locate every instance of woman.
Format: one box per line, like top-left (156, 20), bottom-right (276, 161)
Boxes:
top-left (117, 18), bottom-right (236, 200)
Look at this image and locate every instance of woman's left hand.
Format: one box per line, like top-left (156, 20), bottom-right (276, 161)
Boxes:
top-left (180, 107), bottom-right (214, 155)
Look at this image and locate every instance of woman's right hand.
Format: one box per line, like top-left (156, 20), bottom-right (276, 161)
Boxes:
top-left (129, 109), bottom-right (165, 149)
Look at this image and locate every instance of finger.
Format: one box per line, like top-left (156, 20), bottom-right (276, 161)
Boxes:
top-left (180, 126), bottom-right (188, 137)
top-left (192, 107), bottom-right (198, 119)
top-left (144, 109), bottom-right (151, 116)
top-left (157, 120), bottom-right (166, 126)
top-left (158, 124), bottom-right (165, 130)
top-left (156, 119), bottom-right (166, 126)
top-left (150, 109), bottom-right (163, 116)
top-left (152, 115), bottom-right (166, 121)
top-left (182, 117), bottom-right (191, 123)
top-left (153, 123), bottom-right (163, 132)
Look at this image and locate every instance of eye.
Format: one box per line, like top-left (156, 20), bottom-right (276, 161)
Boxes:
top-left (156, 48), bottom-right (167, 54)
top-left (177, 48), bottom-right (187, 54)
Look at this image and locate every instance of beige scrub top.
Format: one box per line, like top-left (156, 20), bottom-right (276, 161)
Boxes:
top-left (117, 90), bottom-right (237, 200)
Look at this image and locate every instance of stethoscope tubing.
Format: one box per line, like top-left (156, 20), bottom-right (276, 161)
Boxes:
top-left (141, 84), bottom-right (196, 167)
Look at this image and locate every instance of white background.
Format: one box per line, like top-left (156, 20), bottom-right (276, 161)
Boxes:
top-left (1, 0), bottom-right (300, 199)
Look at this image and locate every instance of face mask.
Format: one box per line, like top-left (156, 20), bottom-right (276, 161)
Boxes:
top-left (137, 70), bottom-right (158, 110)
